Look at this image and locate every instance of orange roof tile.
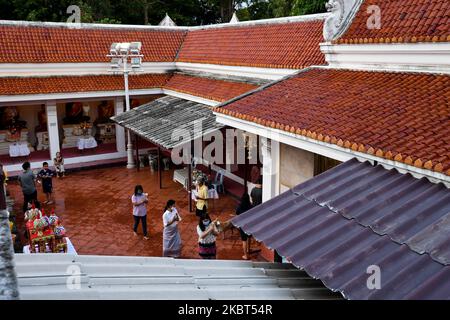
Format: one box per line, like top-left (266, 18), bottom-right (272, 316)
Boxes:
top-left (336, 0), bottom-right (449, 44)
top-left (164, 74), bottom-right (257, 102)
top-left (0, 74), bottom-right (170, 95)
top-left (176, 20), bottom-right (326, 69)
top-left (0, 25), bottom-right (186, 63)
top-left (0, 73), bottom-right (257, 102)
top-left (216, 68), bottom-right (450, 175)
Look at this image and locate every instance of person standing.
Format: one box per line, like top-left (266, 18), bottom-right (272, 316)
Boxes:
top-left (131, 185), bottom-right (149, 240)
top-left (38, 162), bottom-right (54, 204)
top-left (236, 193), bottom-right (253, 260)
top-left (250, 176), bottom-right (263, 207)
top-left (195, 177), bottom-right (208, 217)
top-left (162, 199), bottom-right (182, 258)
top-left (18, 162), bottom-right (37, 213)
top-left (197, 213), bottom-right (220, 259)
top-left (53, 152), bottom-right (65, 178)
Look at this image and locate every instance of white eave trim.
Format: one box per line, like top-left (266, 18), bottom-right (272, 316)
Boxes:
top-left (162, 89), bottom-right (219, 106)
top-left (215, 113), bottom-right (450, 186)
top-left (0, 88), bottom-right (164, 104)
top-left (175, 62), bottom-right (299, 80)
top-left (320, 42), bottom-right (450, 74)
top-left (0, 62), bottom-right (176, 77)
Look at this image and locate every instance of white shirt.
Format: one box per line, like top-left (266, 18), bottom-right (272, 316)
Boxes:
top-left (163, 208), bottom-right (180, 228)
top-left (197, 225), bottom-right (217, 244)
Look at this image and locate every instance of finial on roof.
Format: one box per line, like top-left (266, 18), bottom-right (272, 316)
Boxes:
top-left (159, 13), bottom-right (176, 27)
top-left (323, 0), bottom-right (363, 41)
top-left (229, 12), bottom-right (239, 24)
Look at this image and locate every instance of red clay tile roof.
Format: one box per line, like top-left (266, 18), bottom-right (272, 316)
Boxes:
top-left (0, 73), bottom-right (257, 102)
top-left (0, 74), bottom-right (170, 95)
top-left (215, 68), bottom-right (450, 176)
top-left (164, 73), bottom-right (258, 102)
top-left (336, 0), bottom-right (450, 44)
top-left (176, 20), bottom-right (326, 69)
top-left (0, 25), bottom-right (186, 63)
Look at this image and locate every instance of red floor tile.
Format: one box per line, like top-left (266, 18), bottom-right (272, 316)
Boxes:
top-left (9, 166), bottom-right (263, 261)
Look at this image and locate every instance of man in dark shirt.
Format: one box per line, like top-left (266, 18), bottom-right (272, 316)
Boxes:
top-left (18, 162), bottom-right (37, 213)
top-left (38, 162), bottom-right (54, 204)
top-left (250, 176), bottom-right (263, 207)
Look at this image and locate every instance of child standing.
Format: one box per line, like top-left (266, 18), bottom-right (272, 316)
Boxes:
top-left (38, 162), bottom-right (54, 204)
top-left (53, 152), bottom-right (65, 178)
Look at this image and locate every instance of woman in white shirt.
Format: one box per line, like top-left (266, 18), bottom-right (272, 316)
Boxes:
top-left (162, 199), bottom-right (182, 258)
top-left (197, 213), bottom-right (220, 259)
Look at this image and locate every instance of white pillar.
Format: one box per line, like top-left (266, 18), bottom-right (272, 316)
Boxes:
top-left (261, 137), bottom-right (280, 203)
top-left (123, 72), bottom-right (135, 169)
top-left (45, 101), bottom-right (60, 161)
top-left (114, 97), bottom-right (126, 154)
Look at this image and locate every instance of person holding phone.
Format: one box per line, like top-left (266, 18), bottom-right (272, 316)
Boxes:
top-left (131, 185), bottom-right (149, 240)
top-left (197, 213), bottom-right (220, 259)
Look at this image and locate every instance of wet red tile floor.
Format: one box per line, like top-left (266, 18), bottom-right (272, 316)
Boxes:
top-left (8, 166), bottom-right (262, 260)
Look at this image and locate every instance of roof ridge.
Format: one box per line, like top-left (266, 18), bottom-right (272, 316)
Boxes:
top-left (0, 13), bottom-right (329, 31)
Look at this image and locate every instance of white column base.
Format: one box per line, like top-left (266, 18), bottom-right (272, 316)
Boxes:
top-left (126, 130), bottom-right (135, 169)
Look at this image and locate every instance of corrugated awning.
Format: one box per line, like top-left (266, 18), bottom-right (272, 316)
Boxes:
top-left (111, 96), bottom-right (224, 150)
top-left (232, 158), bottom-right (450, 300)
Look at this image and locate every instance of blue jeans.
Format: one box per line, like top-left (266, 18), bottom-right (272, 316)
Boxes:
top-left (133, 215), bottom-right (147, 236)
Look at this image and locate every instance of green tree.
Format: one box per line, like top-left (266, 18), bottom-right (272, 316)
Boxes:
top-left (292, 0), bottom-right (327, 15)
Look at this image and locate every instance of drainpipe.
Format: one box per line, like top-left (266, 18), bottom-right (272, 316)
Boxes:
top-left (0, 173), bottom-right (20, 300)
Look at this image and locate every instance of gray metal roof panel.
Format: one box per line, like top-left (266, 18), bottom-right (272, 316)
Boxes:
top-left (232, 158), bottom-right (450, 300)
top-left (111, 96), bottom-right (224, 149)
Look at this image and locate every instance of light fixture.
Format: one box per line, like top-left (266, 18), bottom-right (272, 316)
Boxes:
top-left (110, 57), bottom-right (122, 70)
top-left (109, 43), bottom-right (120, 55)
top-left (131, 57), bottom-right (142, 69)
top-left (119, 43), bottom-right (130, 55)
top-left (129, 42), bottom-right (142, 55)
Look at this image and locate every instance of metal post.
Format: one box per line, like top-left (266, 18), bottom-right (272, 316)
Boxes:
top-left (244, 146), bottom-right (248, 193)
top-left (124, 67), bottom-right (135, 169)
top-left (157, 147), bottom-right (162, 189)
top-left (188, 161), bottom-right (192, 212)
top-left (135, 134), bottom-right (140, 171)
top-left (0, 172), bottom-right (20, 300)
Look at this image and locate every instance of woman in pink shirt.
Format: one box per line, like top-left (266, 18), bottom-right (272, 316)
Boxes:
top-left (131, 185), bottom-right (149, 240)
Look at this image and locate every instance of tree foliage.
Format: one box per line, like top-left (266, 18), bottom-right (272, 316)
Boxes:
top-left (0, 0), bottom-right (329, 25)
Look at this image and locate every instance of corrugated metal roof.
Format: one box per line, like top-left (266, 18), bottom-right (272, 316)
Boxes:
top-left (14, 254), bottom-right (341, 300)
top-left (111, 96), bottom-right (224, 150)
top-left (232, 159), bottom-right (450, 300)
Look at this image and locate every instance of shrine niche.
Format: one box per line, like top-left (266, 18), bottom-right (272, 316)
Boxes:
top-left (94, 101), bottom-right (116, 144)
top-left (62, 102), bottom-right (95, 149)
top-left (0, 106), bottom-right (33, 156)
top-left (35, 105), bottom-right (49, 151)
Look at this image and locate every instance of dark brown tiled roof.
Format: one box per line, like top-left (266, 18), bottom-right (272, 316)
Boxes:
top-left (216, 68), bottom-right (450, 176)
top-left (0, 74), bottom-right (170, 95)
top-left (165, 74), bottom-right (258, 102)
top-left (0, 25), bottom-right (186, 63)
top-left (176, 20), bottom-right (326, 69)
top-left (336, 0), bottom-right (450, 44)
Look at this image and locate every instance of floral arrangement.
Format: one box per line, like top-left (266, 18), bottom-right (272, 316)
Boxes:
top-left (25, 206), bottom-right (67, 252)
top-left (79, 121), bottom-right (92, 136)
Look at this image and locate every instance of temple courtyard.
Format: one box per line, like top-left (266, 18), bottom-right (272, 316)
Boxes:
top-left (8, 165), bottom-right (259, 260)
